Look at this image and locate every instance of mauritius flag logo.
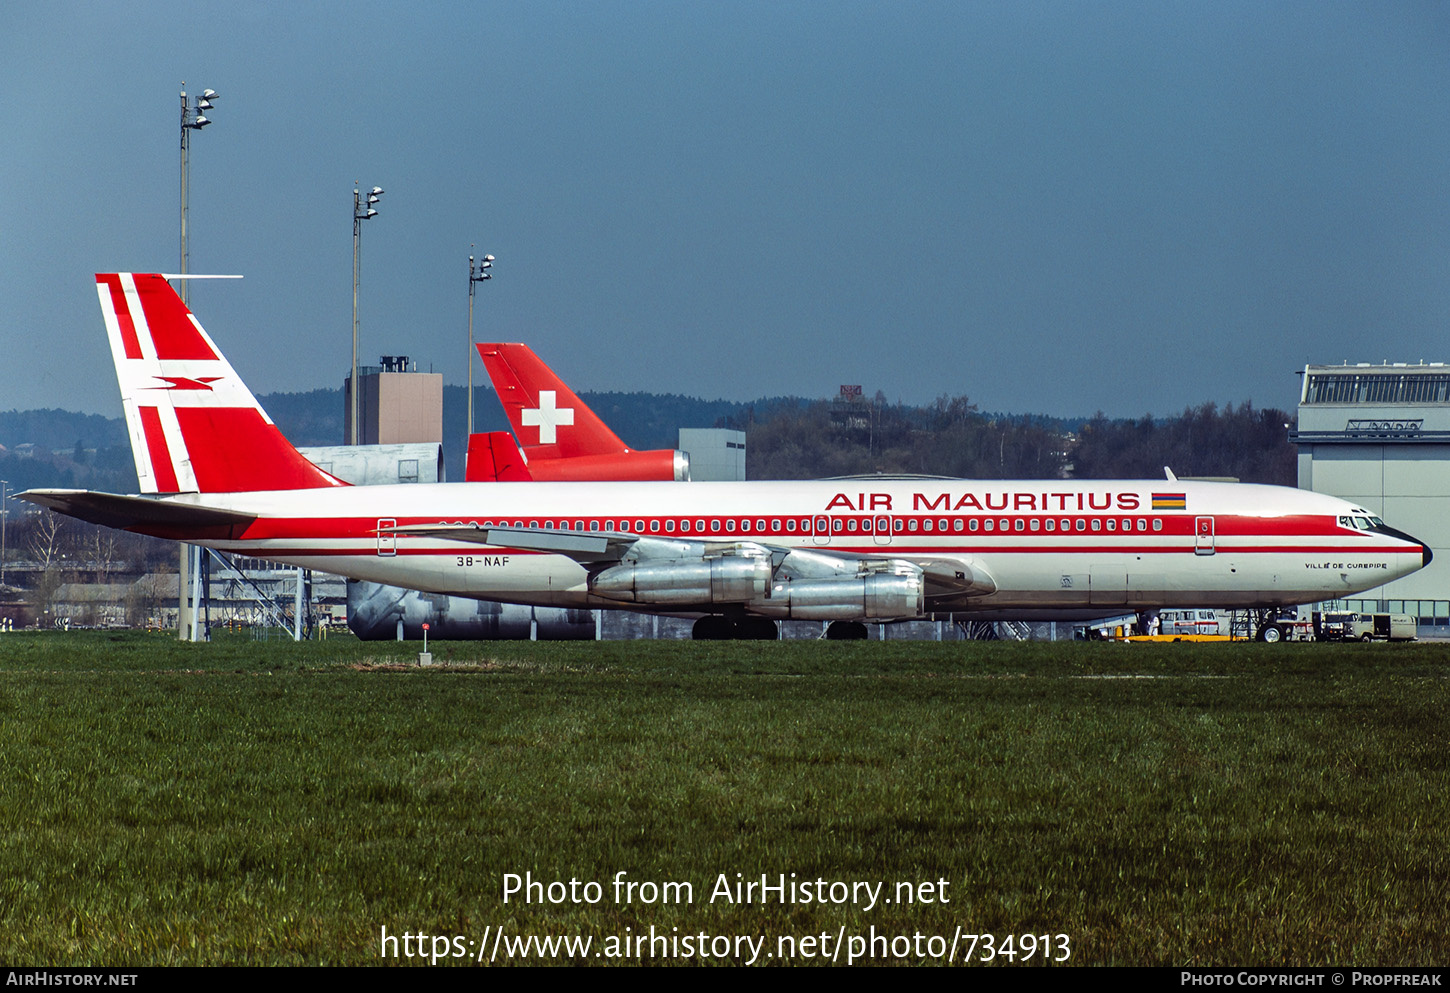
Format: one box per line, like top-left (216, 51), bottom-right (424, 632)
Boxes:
top-left (1152, 492), bottom-right (1187, 510)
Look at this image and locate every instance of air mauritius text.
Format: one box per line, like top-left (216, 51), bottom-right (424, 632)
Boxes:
top-left (503, 872), bottom-right (950, 911)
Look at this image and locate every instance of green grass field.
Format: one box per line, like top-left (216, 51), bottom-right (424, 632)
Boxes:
top-left (0, 631), bottom-right (1446, 965)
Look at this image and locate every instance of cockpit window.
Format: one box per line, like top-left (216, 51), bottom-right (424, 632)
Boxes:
top-left (1370, 517), bottom-right (1385, 527)
top-left (1339, 516), bottom-right (1353, 528)
top-left (1354, 517), bottom-right (1373, 529)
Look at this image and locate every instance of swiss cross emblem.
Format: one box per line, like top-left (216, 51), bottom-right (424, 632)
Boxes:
top-left (521, 390), bottom-right (575, 444)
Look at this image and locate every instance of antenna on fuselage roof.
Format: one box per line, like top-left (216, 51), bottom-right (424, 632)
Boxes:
top-left (1164, 467), bottom-right (1178, 481)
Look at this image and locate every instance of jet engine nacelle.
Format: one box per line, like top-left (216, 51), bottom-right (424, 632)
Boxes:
top-left (751, 573), bottom-right (925, 621)
top-left (590, 555), bottom-right (772, 604)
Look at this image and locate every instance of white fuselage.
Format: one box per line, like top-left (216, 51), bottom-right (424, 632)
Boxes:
top-left (158, 477), bottom-right (1426, 619)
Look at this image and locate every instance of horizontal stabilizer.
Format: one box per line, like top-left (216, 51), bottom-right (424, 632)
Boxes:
top-left (18, 489), bottom-right (255, 539)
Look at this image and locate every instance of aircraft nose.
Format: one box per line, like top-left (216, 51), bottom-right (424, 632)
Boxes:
top-left (1375, 524), bottom-right (1432, 570)
top-left (1403, 530), bottom-right (1433, 568)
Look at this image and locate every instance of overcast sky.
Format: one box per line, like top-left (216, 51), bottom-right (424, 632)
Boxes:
top-left (3, 1), bottom-right (1447, 419)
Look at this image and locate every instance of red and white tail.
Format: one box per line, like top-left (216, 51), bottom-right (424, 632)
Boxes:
top-left (477, 343), bottom-right (629, 459)
top-left (97, 273), bottom-right (346, 494)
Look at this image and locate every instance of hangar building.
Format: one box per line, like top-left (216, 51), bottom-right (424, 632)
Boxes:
top-left (1292, 362), bottom-right (1450, 625)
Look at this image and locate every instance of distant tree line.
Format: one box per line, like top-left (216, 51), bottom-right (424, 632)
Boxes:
top-left (1071, 402), bottom-right (1296, 485)
top-left (0, 389), bottom-right (1298, 493)
top-left (735, 397), bottom-right (1297, 485)
top-left (723, 394), bottom-right (1066, 480)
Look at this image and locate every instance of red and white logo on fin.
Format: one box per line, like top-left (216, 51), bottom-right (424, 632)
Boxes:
top-left (96, 273), bottom-right (347, 494)
top-left (471, 342), bottom-right (690, 482)
top-left (477, 343), bottom-right (629, 459)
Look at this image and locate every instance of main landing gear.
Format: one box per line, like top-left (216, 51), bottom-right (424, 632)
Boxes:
top-left (691, 616), bottom-right (779, 640)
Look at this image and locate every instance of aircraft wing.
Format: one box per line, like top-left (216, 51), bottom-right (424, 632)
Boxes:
top-left (378, 522), bottom-right (996, 596)
top-left (18, 489), bottom-right (256, 539)
top-left (380, 523), bottom-right (635, 562)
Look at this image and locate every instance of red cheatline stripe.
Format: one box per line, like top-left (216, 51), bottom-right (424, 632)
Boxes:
top-left (100, 275), bottom-right (142, 360)
top-left (233, 514), bottom-right (1356, 539)
top-left (138, 406), bottom-right (180, 492)
top-left (221, 546), bottom-right (548, 557)
top-left (210, 540), bottom-right (1413, 559)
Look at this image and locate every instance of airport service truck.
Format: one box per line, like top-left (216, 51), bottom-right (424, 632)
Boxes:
top-left (1315, 612), bottom-right (1417, 642)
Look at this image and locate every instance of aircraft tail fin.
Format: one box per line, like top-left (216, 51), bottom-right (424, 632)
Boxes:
top-left (464, 430), bottom-right (534, 482)
top-left (97, 273), bottom-right (346, 494)
top-left (477, 343), bottom-right (629, 459)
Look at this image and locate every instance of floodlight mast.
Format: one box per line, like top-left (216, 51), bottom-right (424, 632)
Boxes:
top-left (178, 83), bottom-right (218, 644)
top-left (467, 250), bottom-right (496, 439)
top-left (178, 84), bottom-right (218, 306)
top-left (351, 184), bottom-right (384, 445)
